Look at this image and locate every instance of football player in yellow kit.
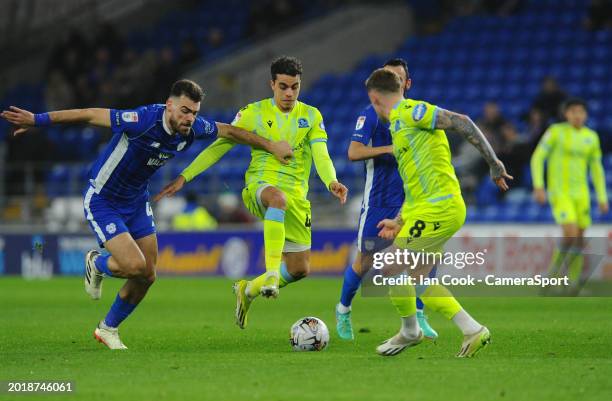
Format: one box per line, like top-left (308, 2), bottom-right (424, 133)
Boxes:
top-left (364, 68), bottom-right (512, 357)
top-left (531, 98), bottom-right (608, 294)
top-left (155, 57), bottom-right (348, 328)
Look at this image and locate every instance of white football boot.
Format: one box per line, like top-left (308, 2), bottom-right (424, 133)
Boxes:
top-left (84, 249), bottom-right (104, 300)
top-left (456, 326), bottom-right (491, 358)
top-left (376, 330), bottom-right (424, 356)
top-left (93, 321), bottom-right (128, 350)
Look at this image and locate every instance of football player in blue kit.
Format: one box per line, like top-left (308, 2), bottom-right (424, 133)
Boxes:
top-left (2, 79), bottom-right (293, 349)
top-left (335, 59), bottom-right (438, 341)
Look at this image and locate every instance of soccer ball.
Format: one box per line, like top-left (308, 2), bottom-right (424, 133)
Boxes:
top-left (289, 317), bottom-right (329, 351)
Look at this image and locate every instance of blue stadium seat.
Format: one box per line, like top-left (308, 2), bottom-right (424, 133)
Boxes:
top-left (46, 165), bottom-right (70, 197)
top-left (78, 128), bottom-right (101, 157)
top-left (476, 178), bottom-right (499, 207)
top-left (3, 0), bottom-right (610, 221)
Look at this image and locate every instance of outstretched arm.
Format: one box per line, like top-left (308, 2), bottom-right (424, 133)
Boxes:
top-left (153, 138), bottom-right (235, 201)
top-left (182, 138), bottom-right (236, 182)
top-left (435, 108), bottom-right (513, 191)
top-left (1, 106), bottom-right (110, 135)
top-left (347, 141), bottom-right (394, 161)
top-left (216, 123), bottom-right (292, 164)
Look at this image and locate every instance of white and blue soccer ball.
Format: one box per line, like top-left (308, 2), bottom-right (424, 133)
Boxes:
top-left (290, 317), bottom-right (329, 351)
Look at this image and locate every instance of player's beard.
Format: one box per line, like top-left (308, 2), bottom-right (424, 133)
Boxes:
top-left (178, 124), bottom-right (191, 135)
top-left (171, 117), bottom-right (191, 136)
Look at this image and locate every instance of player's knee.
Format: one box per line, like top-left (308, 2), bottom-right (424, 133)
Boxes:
top-left (562, 224), bottom-right (579, 238)
top-left (124, 256), bottom-right (147, 278)
top-left (352, 259), bottom-right (362, 275)
top-left (560, 235), bottom-right (577, 248)
top-left (144, 269), bottom-right (157, 286)
top-left (291, 263), bottom-right (310, 279)
top-left (146, 257), bottom-right (157, 283)
top-left (146, 256), bottom-right (158, 274)
top-left (267, 192), bottom-right (287, 210)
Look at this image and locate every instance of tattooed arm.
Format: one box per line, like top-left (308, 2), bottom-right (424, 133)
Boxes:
top-left (435, 108), bottom-right (513, 191)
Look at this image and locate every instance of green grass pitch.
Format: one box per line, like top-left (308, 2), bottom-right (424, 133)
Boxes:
top-left (1, 276), bottom-right (611, 401)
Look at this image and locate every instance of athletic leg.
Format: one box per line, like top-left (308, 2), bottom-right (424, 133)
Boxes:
top-left (87, 195), bottom-right (157, 349)
top-left (93, 232), bottom-right (152, 349)
top-left (378, 199), bottom-right (489, 357)
top-left (416, 264), bottom-right (439, 340)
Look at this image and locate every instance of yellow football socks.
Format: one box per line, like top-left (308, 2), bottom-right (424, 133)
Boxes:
top-left (388, 283), bottom-right (416, 317)
top-left (419, 285), bottom-right (462, 320)
top-left (263, 207), bottom-right (285, 273)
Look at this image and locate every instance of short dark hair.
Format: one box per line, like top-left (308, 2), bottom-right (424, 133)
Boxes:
top-left (563, 97), bottom-right (588, 112)
top-left (365, 68), bottom-right (402, 94)
top-left (270, 56), bottom-right (303, 81)
top-left (383, 58), bottom-right (410, 80)
top-left (170, 79), bottom-right (204, 102)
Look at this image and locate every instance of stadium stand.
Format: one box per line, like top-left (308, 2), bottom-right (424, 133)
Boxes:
top-left (1, 0), bottom-right (610, 225)
top-left (299, 0), bottom-right (612, 223)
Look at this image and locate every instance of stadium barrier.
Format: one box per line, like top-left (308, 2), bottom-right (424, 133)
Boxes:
top-left (0, 225), bottom-right (610, 279)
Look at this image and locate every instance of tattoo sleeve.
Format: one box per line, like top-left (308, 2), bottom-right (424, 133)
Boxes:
top-left (435, 108), bottom-right (504, 178)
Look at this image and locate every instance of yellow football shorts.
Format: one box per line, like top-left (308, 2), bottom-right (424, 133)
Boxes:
top-left (242, 181), bottom-right (312, 250)
top-left (393, 195), bottom-right (466, 253)
top-left (550, 195), bottom-right (591, 229)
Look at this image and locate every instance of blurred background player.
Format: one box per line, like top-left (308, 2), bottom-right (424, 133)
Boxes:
top-left (365, 68), bottom-right (512, 357)
top-left (531, 98), bottom-right (608, 294)
top-left (335, 58), bottom-right (438, 341)
top-left (171, 191), bottom-right (218, 231)
top-left (154, 56), bottom-right (348, 329)
top-left (1, 79), bottom-right (292, 349)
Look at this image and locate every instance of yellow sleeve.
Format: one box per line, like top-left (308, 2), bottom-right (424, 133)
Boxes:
top-left (180, 138), bottom-right (236, 182)
top-left (589, 133), bottom-right (608, 203)
top-left (311, 141), bottom-right (337, 190)
top-left (398, 100), bottom-right (439, 130)
top-left (181, 104), bottom-right (263, 182)
top-left (231, 104), bottom-right (257, 131)
top-left (307, 108), bottom-right (335, 189)
top-left (308, 108), bottom-right (328, 143)
top-left (530, 127), bottom-right (556, 189)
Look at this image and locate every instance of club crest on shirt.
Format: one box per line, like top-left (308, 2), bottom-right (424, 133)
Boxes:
top-left (355, 116), bottom-right (366, 130)
top-left (298, 118), bottom-right (309, 128)
top-left (203, 120), bottom-right (214, 134)
top-left (412, 103), bottom-right (427, 121)
top-left (121, 111), bottom-right (138, 123)
top-left (105, 223), bottom-right (117, 234)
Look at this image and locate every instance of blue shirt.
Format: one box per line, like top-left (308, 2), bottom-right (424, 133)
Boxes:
top-left (88, 104), bottom-right (218, 201)
top-left (351, 105), bottom-right (404, 208)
